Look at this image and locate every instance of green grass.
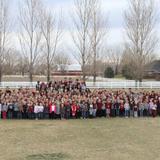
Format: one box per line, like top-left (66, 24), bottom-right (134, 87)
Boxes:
top-left (0, 118), bottom-right (160, 160)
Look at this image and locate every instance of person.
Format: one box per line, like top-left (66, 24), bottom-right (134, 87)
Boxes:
top-left (89, 102), bottom-right (93, 118)
top-left (81, 101), bottom-right (88, 119)
top-left (139, 100), bottom-right (144, 117)
top-left (7, 102), bottom-right (14, 119)
top-left (65, 100), bottom-right (71, 120)
top-left (157, 98), bottom-right (160, 116)
top-left (38, 103), bottom-right (44, 119)
top-left (28, 102), bottom-right (34, 119)
top-left (152, 100), bottom-right (157, 118)
top-left (144, 99), bottom-right (149, 117)
top-left (22, 102), bottom-right (28, 119)
top-left (2, 102), bottom-right (8, 119)
top-left (76, 102), bottom-right (81, 119)
top-left (119, 100), bottom-right (125, 117)
top-left (13, 101), bottom-right (19, 119)
top-left (60, 103), bottom-right (65, 119)
top-left (34, 102), bottom-right (39, 120)
top-left (55, 100), bottom-right (61, 119)
top-left (97, 99), bottom-right (102, 117)
top-left (0, 101), bottom-right (2, 119)
top-left (43, 103), bottom-right (50, 119)
top-left (101, 101), bottom-right (106, 117)
top-left (129, 99), bottom-right (134, 117)
top-left (115, 99), bottom-right (120, 117)
top-left (50, 101), bottom-right (56, 120)
top-left (134, 102), bottom-right (138, 118)
top-left (71, 101), bottom-right (77, 119)
top-left (124, 100), bottom-right (130, 118)
top-left (92, 101), bottom-right (97, 118)
top-left (106, 99), bottom-right (111, 118)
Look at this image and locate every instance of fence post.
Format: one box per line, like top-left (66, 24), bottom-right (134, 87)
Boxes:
top-left (150, 82), bottom-right (152, 89)
top-left (111, 82), bottom-right (112, 89)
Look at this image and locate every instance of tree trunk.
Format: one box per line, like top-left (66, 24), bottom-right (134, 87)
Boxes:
top-left (0, 65), bottom-right (2, 83)
top-left (29, 64), bottom-right (33, 82)
top-left (47, 63), bottom-right (50, 82)
top-left (93, 57), bottom-right (96, 83)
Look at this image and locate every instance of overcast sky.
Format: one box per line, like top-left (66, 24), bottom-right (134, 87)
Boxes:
top-left (11, 0), bottom-right (160, 56)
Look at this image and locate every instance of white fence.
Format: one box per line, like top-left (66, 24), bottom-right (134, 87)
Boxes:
top-left (86, 82), bottom-right (160, 89)
top-left (0, 81), bottom-right (160, 89)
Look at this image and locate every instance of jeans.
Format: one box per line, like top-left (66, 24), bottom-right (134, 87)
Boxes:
top-left (125, 109), bottom-right (129, 117)
top-left (7, 111), bottom-right (13, 119)
top-left (82, 111), bottom-right (87, 119)
top-left (134, 111), bottom-right (138, 118)
top-left (93, 109), bottom-right (97, 117)
top-left (139, 109), bottom-right (144, 117)
top-left (130, 110), bottom-right (134, 117)
top-left (116, 108), bottom-right (119, 117)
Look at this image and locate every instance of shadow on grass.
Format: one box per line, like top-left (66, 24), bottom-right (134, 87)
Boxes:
top-left (26, 153), bottom-right (70, 160)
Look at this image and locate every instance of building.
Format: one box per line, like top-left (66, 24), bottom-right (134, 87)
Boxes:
top-left (52, 64), bottom-right (83, 76)
top-left (145, 60), bottom-right (160, 80)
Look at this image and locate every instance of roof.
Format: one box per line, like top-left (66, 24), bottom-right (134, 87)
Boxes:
top-left (57, 64), bottom-right (82, 72)
top-left (146, 60), bottom-right (160, 72)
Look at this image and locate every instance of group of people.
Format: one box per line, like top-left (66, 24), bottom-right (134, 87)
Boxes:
top-left (0, 79), bottom-right (160, 120)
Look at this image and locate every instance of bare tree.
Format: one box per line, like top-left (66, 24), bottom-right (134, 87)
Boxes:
top-left (72, 0), bottom-right (95, 80)
top-left (124, 0), bottom-right (158, 82)
top-left (89, 0), bottom-right (107, 82)
top-left (19, 0), bottom-right (42, 82)
top-left (0, 0), bottom-right (10, 82)
top-left (107, 46), bottom-right (123, 75)
top-left (41, 8), bottom-right (62, 82)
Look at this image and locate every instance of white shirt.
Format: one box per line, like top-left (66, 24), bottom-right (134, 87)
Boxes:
top-left (0, 104), bottom-right (2, 112)
top-left (124, 103), bottom-right (130, 110)
top-left (34, 105), bottom-right (44, 113)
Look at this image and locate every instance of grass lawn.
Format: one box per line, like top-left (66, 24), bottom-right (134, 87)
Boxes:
top-left (0, 118), bottom-right (160, 160)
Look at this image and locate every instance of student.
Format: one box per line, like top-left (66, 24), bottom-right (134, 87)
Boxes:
top-left (38, 103), bottom-right (44, 119)
top-left (119, 100), bottom-right (125, 117)
top-left (115, 99), bottom-right (120, 117)
top-left (149, 99), bottom-right (154, 116)
top-left (89, 103), bottom-right (93, 118)
top-left (28, 103), bottom-right (34, 119)
top-left (50, 102), bottom-right (56, 120)
top-left (152, 100), bottom-right (157, 118)
top-left (76, 102), bottom-right (81, 119)
top-left (64, 100), bottom-right (71, 120)
top-left (60, 103), bottom-right (65, 119)
top-left (144, 100), bottom-right (149, 117)
top-left (43, 104), bottom-right (50, 119)
top-left (97, 99), bottom-right (102, 117)
top-left (55, 100), bottom-right (61, 119)
top-left (101, 101), bottom-right (106, 117)
top-left (2, 102), bottom-right (8, 119)
top-left (139, 100), bottom-right (144, 117)
top-left (7, 102), bottom-right (14, 119)
top-left (106, 100), bottom-right (111, 118)
top-left (81, 101), bottom-right (88, 119)
top-left (0, 101), bottom-right (2, 119)
top-left (34, 102), bottom-right (39, 120)
top-left (92, 101), bottom-right (97, 118)
top-left (13, 101), bottom-right (19, 119)
top-left (124, 100), bottom-right (130, 118)
top-left (129, 99), bottom-right (134, 117)
top-left (22, 102), bottom-right (28, 119)
top-left (157, 98), bottom-right (160, 116)
top-left (71, 101), bottom-right (77, 119)
top-left (134, 102), bottom-right (138, 118)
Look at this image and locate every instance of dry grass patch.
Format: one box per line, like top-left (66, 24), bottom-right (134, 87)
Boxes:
top-left (0, 118), bottom-right (160, 160)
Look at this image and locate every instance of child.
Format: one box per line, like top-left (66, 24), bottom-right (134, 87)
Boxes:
top-left (0, 101), bottom-right (1, 119)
